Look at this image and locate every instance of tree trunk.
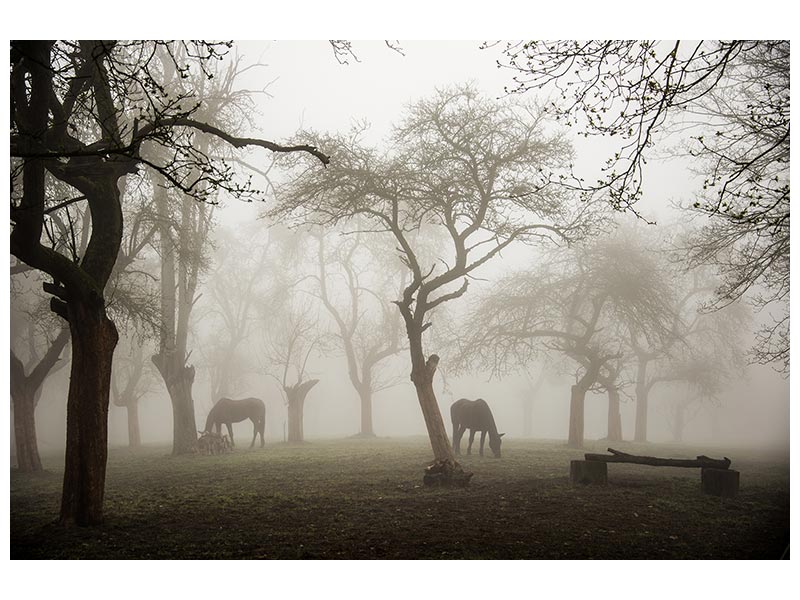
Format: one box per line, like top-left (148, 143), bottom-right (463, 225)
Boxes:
top-left (606, 387), bottom-right (623, 442)
top-left (126, 400), bottom-right (141, 448)
top-left (153, 353), bottom-right (197, 455)
top-left (358, 385), bottom-right (375, 437)
top-left (60, 302), bottom-right (118, 526)
top-left (12, 386), bottom-right (41, 472)
top-left (285, 379), bottom-right (319, 443)
top-left (634, 361), bottom-right (649, 442)
top-left (568, 384), bottom-right (587, 448)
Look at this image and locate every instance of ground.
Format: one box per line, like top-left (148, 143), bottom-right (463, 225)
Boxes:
top-left (10, 437), bottom-right (789, 559)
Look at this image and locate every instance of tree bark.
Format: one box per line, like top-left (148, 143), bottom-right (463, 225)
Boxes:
top-left (12, 385), bottom-right (41, 472)
top-left (126, 401), bottom-right (141, 448)
top-left (606, 387), bottom-right (623, 442)
top-left (634, 360), bottom-right (649, 442)
top-left (358, 385), bottom-right (375, 437)
top-left (568, 383), bottom-right (587, 448)
top-left (285, 379), bottom-right (319, 443)
top-left (152, 353), bottom-right (197, 455)
top-left (60, 301), bottom-right (119, 526)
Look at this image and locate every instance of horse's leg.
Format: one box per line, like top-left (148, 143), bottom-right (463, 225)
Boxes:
top-left (250, 418), bottom-right (257, 449)
top-left (467, 429), bottom-right (476, 455)
top-left (226, 422), bottom-right (234, 447)
top-left (480, 431), bottom-right (487, 457)
top-left (259, 417), bottom-right (265, 448)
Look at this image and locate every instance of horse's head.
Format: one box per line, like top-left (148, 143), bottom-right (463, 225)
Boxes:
top-left (489, 433), bottom-right (505, 458)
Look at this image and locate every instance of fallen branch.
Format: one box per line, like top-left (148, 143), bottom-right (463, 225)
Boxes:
top-left (584, 448), bottom-right (731, 469)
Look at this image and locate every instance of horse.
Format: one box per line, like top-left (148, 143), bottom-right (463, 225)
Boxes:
top-left (450, 398), bottom-right (505, 458)
top-left (203, 397), bottom-right (266, 448)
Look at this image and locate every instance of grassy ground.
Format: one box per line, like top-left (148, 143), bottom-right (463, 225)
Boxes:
top-left (10, 437), bottom-right (789, 559)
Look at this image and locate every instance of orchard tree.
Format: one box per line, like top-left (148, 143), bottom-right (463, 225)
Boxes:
top-left (263, 302), bottom-right (322, 443)
top-left (491, 40), bottom-right (789, 372)
top-left (10, 317), bottom-right (70, 472)
top-left (272, 85), bottom-right (595, 481)
top-left (312, 227), bottom-right (406, 437)
top-left (462, 229), bottom-right (674, 447)
top-left (10, 40), bottom-right (327, 525)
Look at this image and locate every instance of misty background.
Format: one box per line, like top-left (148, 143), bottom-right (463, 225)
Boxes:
top-left (10, 40), bottom-right (788, 459)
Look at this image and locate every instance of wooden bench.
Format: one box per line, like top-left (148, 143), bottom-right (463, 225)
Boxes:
top-left (570, 448), bottom-right (739, 497)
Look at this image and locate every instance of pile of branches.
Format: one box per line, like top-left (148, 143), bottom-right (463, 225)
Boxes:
top-left (196, 431), bottom-right (232, 455)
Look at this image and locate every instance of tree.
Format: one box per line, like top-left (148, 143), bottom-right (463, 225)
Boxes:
top-left (312, 227), bottom-right (405, 437)
top-left (462, 229), bottom-right (674, 447)
top-left (199, 224), bottom-right (278, 404)
top-left (263, 303), bottom-right (322, 443)
top-left (10, 40), bottom-right (328, 525)
top-left (272, 85), bottom-right (594, 481)
top-left (111, 338), bottom-right (155, 448)
top-left (10, 319), bottom-right (70, 471)
top-left (491, 40), bottom-right (789, 372)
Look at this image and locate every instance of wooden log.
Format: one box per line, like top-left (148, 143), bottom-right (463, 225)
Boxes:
top-left (584, 447), bottom-right (731, 469)
top-left (701, 468), bottom-right (740, 498)
top-left (570, 460), bottom-right (607, 485)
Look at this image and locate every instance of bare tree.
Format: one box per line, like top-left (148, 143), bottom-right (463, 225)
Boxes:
top-left (10, 40), bottom-right (328, 525)
top-left (491, 40), bottom-right (789, 372)
top-left (111, 338), bottom-right (155, 448)
top-left (263, 303), bottom-right (322, 443)
top-left (462, 229), bottom-right (674, 447)
top-left (312, 227), bottom-right (406, 437)
top-left (10, 317), bottom-right (70, 472)
top-left (271, 85), bottom-right (593, 482)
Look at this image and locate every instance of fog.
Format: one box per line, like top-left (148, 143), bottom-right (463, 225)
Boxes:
top-left (10, 41), bottom-right (789, 462)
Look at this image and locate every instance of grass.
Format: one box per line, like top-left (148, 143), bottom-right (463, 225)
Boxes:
top-left (10, 437), bottom-right (789, 559)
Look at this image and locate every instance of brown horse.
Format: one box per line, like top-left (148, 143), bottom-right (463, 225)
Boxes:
top-left (203, 397), bottom-right (266, 448)
top-left (450, 398), bottom-right (505, 458)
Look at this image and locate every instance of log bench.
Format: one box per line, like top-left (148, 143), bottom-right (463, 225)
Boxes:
top-left (570, 448), bottom-right (739, 497)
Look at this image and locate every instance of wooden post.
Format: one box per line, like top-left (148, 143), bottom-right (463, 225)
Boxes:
top-left (570, 460), bottom-right (607, 485)
top-left (701, 468), bottom-right (740, 498)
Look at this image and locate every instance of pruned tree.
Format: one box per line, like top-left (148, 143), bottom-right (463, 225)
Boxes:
top-left (263, 302), bottom-right (322, 443)
top-left (10, 40), bottom-right (328, 525)
top-left (312, 227), bottom-right (406, 437)
top-left (271, 85), bottom-right (595, 481)
top-left (491, 40), bottom-right (789, 372)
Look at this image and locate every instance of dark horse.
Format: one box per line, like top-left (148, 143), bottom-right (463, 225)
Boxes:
top-left (450, 398), bottom-right (505, 458)
top-left (203, 397), bottom-right (266, 448)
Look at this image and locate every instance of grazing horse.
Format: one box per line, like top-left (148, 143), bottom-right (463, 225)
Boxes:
top-left (450, 398), bottom-right (505, 458)
top-left (204, 397), bottom-right (266, 448)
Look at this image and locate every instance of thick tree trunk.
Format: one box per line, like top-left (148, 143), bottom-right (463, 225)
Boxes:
top-left (285, 379), bottom-right (319, 443)
top-left (12, 386), bottom-right (41, 472)
top-left (126, 401), bottom-right (141, 448)
top-left (152, 353), bottom-right (197, 455)
top-left (568, 384), bottom-right (587, 448)
top-left (60, 302), bottom-right (118, 526)
top-left (606, 387), bottom-right (623, 442)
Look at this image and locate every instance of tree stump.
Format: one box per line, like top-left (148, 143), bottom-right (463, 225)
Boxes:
top-left (570, 460), bottom-right (608, 485)
top-left (423, 460), bottom-right (473, 487)
top-left (701, 468), bottom-right (740, 498)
